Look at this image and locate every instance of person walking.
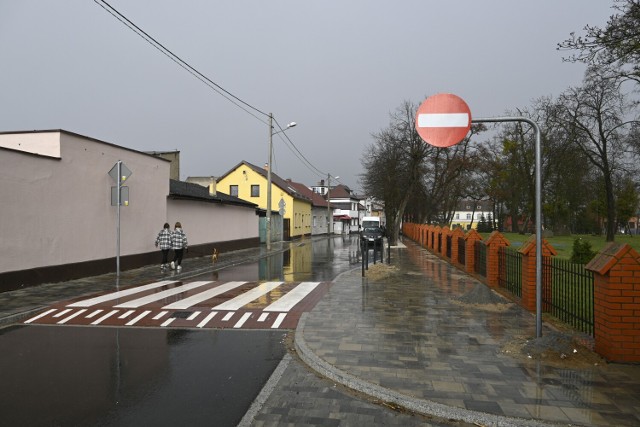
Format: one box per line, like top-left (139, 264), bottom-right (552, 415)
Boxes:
top-left (155, 223), bottom-right (172, 271)
top-left (170, 221), bottom-right (188, 271)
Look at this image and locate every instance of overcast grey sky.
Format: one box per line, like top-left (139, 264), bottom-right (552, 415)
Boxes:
top-left (0, 1), bottom-right (613, 191)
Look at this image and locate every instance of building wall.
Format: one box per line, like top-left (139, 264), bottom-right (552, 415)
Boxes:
top-left (0, 131), bottom-right (169, 277)
top-left (166, 199), bottom-right (258, 247)
top-left (311, 206), bottom-right (329, 235)
top-left (291, 198), bottom-right (312, 237)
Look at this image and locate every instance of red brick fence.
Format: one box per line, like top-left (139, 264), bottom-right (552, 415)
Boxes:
top-left (403, 223), bottom-right (640, 363)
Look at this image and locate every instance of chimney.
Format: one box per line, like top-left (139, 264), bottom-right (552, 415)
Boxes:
top-left (208, 177), bottom-right (217, 196)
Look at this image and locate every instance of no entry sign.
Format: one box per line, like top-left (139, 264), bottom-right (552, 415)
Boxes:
top-left (415, 93), bottom-right (471, 147)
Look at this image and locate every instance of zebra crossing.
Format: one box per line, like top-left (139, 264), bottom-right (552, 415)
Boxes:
top-left (24, 279), bottom-right (329, 330)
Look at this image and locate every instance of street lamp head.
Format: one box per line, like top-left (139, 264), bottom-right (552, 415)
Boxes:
top-left (286, 122), bottom-right (297, 129)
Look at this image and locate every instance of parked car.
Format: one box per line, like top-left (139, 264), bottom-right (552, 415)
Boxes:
top-left (360, 226), bottom-right (384, 247)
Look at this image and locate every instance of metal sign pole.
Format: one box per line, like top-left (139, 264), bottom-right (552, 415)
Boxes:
top-left (116, 160), bottom-right (121, 277)
top-left (472, 116), bottom-right (543, 338)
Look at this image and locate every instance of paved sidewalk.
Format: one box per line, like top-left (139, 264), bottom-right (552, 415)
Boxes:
top-left (294, 239), bottom-right (640, 427)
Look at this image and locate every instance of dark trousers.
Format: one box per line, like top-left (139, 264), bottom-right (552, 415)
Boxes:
top-left (173, 249), bottom-right (184, 266)
top-left (161, 249), bottom-right (169, 264)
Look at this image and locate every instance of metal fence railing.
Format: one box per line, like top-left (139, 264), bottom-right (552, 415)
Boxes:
top-left (544, 257), bottom-right (595, 336)
top-left (498, 247), bottom-right (522, 298)
top-left (474, 241), bottom-right (487, 277)
top-left (457, 237), bottom-right (465, 265)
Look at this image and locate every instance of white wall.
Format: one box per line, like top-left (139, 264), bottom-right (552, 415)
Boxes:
top-left (0, 131), bottom-right (169, 274)
top-left (166, 199), bottom-right (258, 246)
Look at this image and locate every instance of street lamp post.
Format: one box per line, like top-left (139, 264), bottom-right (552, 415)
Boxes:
top-left (327, 174), bottom-right (338, 235)
top-left (266, 113), bottom-right (296, 250)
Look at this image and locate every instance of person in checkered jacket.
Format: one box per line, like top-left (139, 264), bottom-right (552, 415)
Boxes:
top-left (154, 223), bottom-right (172, 271)
top-left (170, 221), bottom-right (188, 271)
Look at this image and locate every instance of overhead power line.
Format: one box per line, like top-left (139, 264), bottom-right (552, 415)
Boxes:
top-left (94, 0), bottom-right (330, 179)
top-left (94, 0), bottom-right (269, 124)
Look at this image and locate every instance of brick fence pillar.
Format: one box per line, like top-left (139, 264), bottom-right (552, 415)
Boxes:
top-left (485, 231), bottom-right (510, 288)
top-left (440, 226), bottom-right (450, 258)
top-left (422, 225), bottom-right (428, 248)
top-left (433, 226), bottom-right (441, 253)
top-left (519, 235), bottom-right (557, 313)
top-left (586, 243), bottom-right (640, 363)
top-left (464, 229), bottom-right (482, 274)
top-left (450, 227), bottom-right (465, 266)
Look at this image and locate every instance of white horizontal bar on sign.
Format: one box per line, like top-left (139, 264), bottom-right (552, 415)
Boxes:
top-left (162, 281), bottom-right (247, 310)
top-left (417, 113), bottom-right (469, 128)
top-left (114, 281), bottom-right (212, 308)
top-left (68, 280), bottom-right (178, 308)
top-left (263, 282), bottom-right (321, 312)
top-left (212, 282), bottom-right (283, 311)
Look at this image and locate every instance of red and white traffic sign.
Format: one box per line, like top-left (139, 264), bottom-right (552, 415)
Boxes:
top-left (415, 93), bottom-right (471, 147)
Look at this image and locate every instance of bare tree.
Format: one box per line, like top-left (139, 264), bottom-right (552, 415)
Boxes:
top-left (361, 101), bottom-right (429, 245)
top-left (558, 0), bottom-right (640, 85)
top-left (554, 67), bottom-right (638, 241)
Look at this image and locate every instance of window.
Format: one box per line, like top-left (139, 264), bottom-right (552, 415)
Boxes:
top-left (251, 185), bottom-right (259, 197)
top-left (230, 185), bottom-right (238, 197)
top-left (477, 205), bottom-right (482, 210)
top-left (466, 213), bottom-right (471, 220)
top-left (455, 214), bottom-right (459, 220)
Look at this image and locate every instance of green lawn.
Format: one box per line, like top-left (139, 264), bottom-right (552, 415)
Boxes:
top-left (480, 232), bottom-right (640, 260)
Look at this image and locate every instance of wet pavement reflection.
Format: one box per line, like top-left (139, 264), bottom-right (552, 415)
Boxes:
top-left (0, 325), bottom-right (286, 426)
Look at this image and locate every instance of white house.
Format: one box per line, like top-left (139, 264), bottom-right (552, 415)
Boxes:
top-left (450, 199), bottom-right (494, 230)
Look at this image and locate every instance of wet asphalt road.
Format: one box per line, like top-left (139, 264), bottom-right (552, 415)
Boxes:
top-left (0, 236), bottom-right (365, 427)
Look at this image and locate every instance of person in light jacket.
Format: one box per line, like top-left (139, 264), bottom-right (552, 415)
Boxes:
top-left (154, 223), bottom-right (172, 271)
top-left (170, 221), bottom-right (188, 271)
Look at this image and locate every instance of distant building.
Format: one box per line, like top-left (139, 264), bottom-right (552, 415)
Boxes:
top-left (450, 199), bottom-right (493, 230)
top-left (217, 161), bottom-right (312, 241)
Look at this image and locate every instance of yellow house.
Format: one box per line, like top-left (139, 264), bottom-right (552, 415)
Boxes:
top-left (217, 161), bottom-right (312, 241)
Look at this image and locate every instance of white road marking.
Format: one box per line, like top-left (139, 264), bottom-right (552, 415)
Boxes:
top-left (91, 310), bottom-right (119, 325)
top-left (271, 313), bottom-right (287, 329)
top-left (153, 311), bottom-right (168, 320)
top-left (212, 282), bottom-right (283, 311)
top-left (222, 312), bottom-right (234, 321)
top-left (125, 310), bottom-right (151, 326)
top-left (162, 281), bottom-right (247, 310)
top-left (53, 309), bottom-right (72, 318)
top-left (24, 309), bottom-right (57, 324)
top-left (264, 282), bottom-right (320, 312)
top-left (233, 312), bottom-right (252, 328)
top-left (68, 280), bottom-right (178, 307)
top-left (161, 318), bottom-right (175, 327)
top-left (85, 309), bottom-right (104, 319)
top-left (257, 313), bottom-right (269, 322)
top-left (118, 310), bottom-right (135, 319)
top-left (58, 309), bottom-right (87, 324)
top-left (114, 281), bottom-right (212, 308)
top-left (187, 311), bottom-right (201, 321)
top-left (196, 312), bottom-right (217, 328)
